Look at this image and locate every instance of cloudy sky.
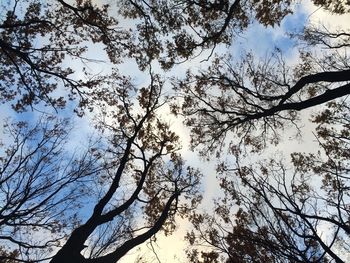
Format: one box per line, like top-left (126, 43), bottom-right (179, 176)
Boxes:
top-left (113, 1), bottom-right (350, 262)
top-left (1, 0), bottom-right (349, 262)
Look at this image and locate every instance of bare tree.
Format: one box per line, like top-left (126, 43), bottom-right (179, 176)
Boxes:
top-left (48, 71), bottom-right (201, 263)
top-left (173, 22), bottom-right (350, 155)
top-left (179, 8), bottom-right (350, 261)
top-left (185, 99), bottom-right (350, 263)
top-left (0, 0), bottom-right (131, 112)
top-left (0, 115), bottom-right (101, 262)
top-left (2, 1), bottom-right (349, 262)
top-left (0, 71), bottom-right (202, 263)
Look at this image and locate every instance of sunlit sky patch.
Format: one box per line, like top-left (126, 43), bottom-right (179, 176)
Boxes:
top-left (1, 0), bottom-right (349, 262)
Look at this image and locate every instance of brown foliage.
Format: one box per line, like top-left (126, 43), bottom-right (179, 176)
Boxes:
top-left (186, 100), bottom-right (350, 262)
top-left (0, 0), bottom-right (130, 112)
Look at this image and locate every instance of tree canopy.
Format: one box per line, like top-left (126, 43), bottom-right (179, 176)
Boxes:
top-left (1, 0), bottom-right (350, 262)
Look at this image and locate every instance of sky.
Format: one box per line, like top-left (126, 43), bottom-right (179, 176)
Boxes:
top-left (115, 1), bottom-right (350, 262)
top-left (1, 0), bottom-right (350, 262)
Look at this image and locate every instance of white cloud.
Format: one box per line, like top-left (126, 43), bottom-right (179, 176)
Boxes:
top-left (302, 0), bottom-right (350, 29)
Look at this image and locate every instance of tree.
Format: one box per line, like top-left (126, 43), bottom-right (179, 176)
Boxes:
top-left (0, 115), bottom-right (101, 262)
top-left (0, 67), bottom-right (202, 263)
top-left (0, 70), bottom-right (201, 263)
top-left (1, 0), bottom-right (347, 112)
top-left (2, 0), bottom-right (350, 262)
top-left (119, 0), bottom-right (294, 69)
top-left (0, 0), bottom-right (130, 112)
top-left (180, 9), bottom-right (350, 261)
top-left (118, 0), bottom-right (347, 69)
top-left (173, 21), bottom-right (350, 156)
top-left (185, 100), bottom-right (350, 262)
top-left (47, 71), bottom-right (201, 263)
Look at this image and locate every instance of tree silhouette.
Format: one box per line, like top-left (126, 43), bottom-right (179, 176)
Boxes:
top-left (186, 101), bottom-right (350, 262)
top-left (0, 116), bottom-right (101, 262)
top-left (174, 24), bottom-right (350, 155)
top-left (0, 0), bottom-right (130, 112)
top-left (119, 0), bottom-right (293, 69)
top-left (49, 71), bottom-right (201, 263)
top-left (1, 0), bottom-right (350, 262)
top-left (182, 17), bottom-right (350, 262)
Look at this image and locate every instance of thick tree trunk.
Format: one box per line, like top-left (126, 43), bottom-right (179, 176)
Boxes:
top-left (50, 193), bottom-right (179, 263)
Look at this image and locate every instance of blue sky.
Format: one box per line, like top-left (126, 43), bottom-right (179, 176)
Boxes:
top-left (1, 0), bottom-right (350, 262)
top-left (126, 2), bottom-right (350, 262)
top-left (230, 3), bottom-right (308, 60)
